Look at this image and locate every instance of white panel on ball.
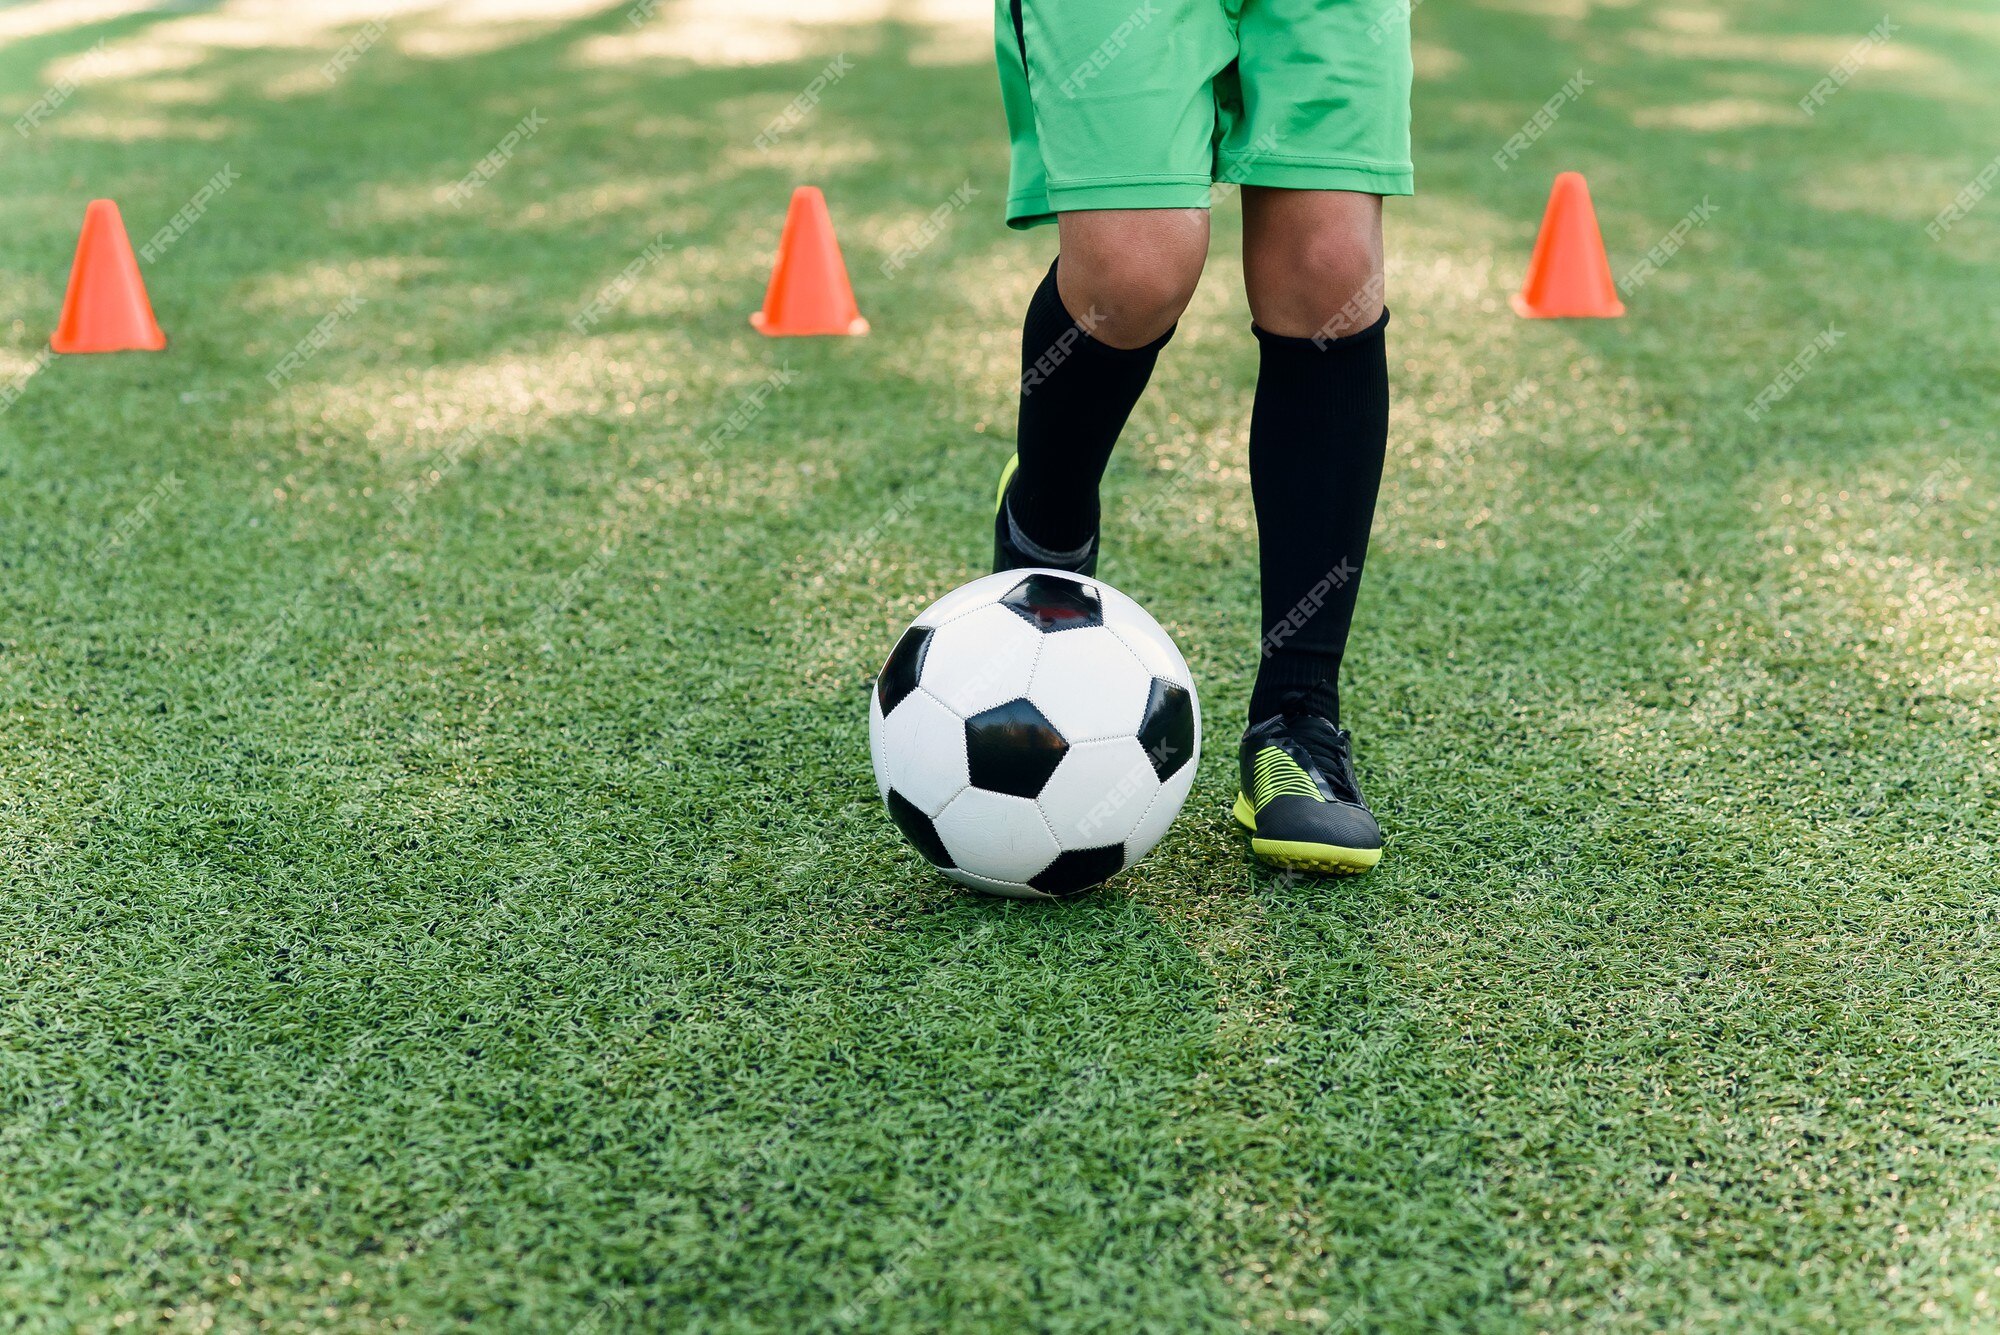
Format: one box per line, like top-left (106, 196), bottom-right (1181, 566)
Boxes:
top-left (1036, 736), bottom-right (1158, 850)
top-left (867, 688), bottom-right (891, 805)
top-left (879, 690), bottom-right (969, 817)
top-left (1100, 587), bottom-right (1195, 688)
top-left (1026, 627), bottom-right (1151, 744)
top-left (933, 787), bottom-right (1061, 884)
top-left (1123, 759), bottom-right (1199, 866)
top-left (945, 868), bottom-right (1049, 901)
top-left (921, 603), bottom-right (1045, 718)
top-left (914, 569), bottom-right (1022, 630)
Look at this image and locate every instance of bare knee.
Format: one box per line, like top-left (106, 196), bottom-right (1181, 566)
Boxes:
top-left (1054, 208), bottom-right (1208, 349)
top-left (1243, 190), bottom-right (1385, 340)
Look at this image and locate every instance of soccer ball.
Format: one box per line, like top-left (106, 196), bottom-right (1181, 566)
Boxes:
top-left (868, 568), bottom-right (1201, 900)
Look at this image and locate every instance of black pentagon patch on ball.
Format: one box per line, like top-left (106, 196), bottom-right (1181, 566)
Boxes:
top-left (877, 625), bottom-right (932, 714)
top-left (963, 698), bottom-right (1068, 798)
top-left (999, 573), bottom-right (1103, 633)
top-left (1030, 845), bottom-right (1126, 897)
top-left (886, 789), bottom-right (954, 868)
top-left (1136, 678), bottom-right (1196, 780)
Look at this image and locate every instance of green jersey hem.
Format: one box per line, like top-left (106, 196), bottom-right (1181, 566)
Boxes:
top-left (1220, 156), bottom-right (1415, 196)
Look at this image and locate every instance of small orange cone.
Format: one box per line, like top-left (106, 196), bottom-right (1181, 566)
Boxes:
top-left (750, 186), bottom-right (869, 337)
top-left (1512, 172), bottom-right (1625, 319)
top-left (52, 200), bottom-right (168, 354)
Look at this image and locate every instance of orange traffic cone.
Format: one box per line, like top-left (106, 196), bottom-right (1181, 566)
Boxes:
top-left (1512, 172), bottom-right (1624, 319)
top-left (52, 199), bottom-right (168, 353)
top-left (750, 186), bottom-right (869, 337)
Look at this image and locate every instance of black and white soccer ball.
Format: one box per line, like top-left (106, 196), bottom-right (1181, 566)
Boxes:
top-left (869, 569), bottom-right (1200, 900)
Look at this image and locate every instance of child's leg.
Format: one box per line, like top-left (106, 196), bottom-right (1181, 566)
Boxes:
top-left (1240, 187), bottom-right (1389, 725)
top-left (1005, 209), bottom-right (1208, 558)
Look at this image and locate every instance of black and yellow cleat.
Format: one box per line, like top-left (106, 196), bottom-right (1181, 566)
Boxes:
top-left (1234, 699), bottom-right (1383, 875)
top-left (993, 453), bottom-right (1098, 576)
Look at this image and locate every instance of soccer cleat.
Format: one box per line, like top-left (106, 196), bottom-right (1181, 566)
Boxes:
top-left (1233, 699), bottom-right (1383, 875)
top-left (993, 454), bottom-right (1098, 576)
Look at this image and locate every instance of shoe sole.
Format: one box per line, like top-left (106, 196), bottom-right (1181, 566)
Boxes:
top-left (1232, 792), bottom-right (1382, 875)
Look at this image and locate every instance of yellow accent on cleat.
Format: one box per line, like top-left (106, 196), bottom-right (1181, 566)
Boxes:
top-left (1250, 746), bottom-right (1321, 805)
top-left (995, 454), bottom-right (1019, 515)
top-left (1232, 792), bottom-right (1383, 876)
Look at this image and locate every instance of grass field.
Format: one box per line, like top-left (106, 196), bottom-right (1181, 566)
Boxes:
top-left (2, 0), bottom-right (1998, 1329)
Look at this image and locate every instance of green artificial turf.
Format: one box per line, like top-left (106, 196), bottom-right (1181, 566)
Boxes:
top-left (2, 1), bottom-right (1997, 1330)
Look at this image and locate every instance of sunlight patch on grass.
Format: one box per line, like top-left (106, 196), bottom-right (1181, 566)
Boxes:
top-left (279, 345), bottom-right (645, 448)
top-left (1906, 2), bottom-right (2000, 43)
top-left (1476, 0), bottom-right (1640, 22)
top-left (237, 258), bottom-right (449, 313)
top-left (118, 76), bottom-right (228, 107)
top-left (70, 0), bottom-right (430, 84)
top-left (1630, 97), bottom-right (1800, 131)
top-left (1412, 39), bottom-right (1467, 81)
top-left (1750, 464), bottom-right (2000, 706)
top-left (501, 179), bottom-right (681, 227)
top-left (0, 0), bottom-right (156, 43)
top-left (39, 111), bottom-right (234, 142)
top-left (1797, 157), bottom-right (1992, 223)
top-left (1389, 251), bottom-right (1508, 314)
top-left (400, 0), bottom-right (626, 58)
top-left (574, 0), bottom-right (984, 67)
top-left (0, 344), bottom-right (53, 379)
top-left (1628, 26), bottom-right (1952, 76)
top-left (720, 134), bottom-right (883, 176)
top-left (356, 180), bottom-right (467, 224)
top-left (1817, 550), bottom-right (2000, 703)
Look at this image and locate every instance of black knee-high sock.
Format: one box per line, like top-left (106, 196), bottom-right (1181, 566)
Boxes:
top-left (1247, 309), bottom-right (1391, 725)
top-left (1009, 259), bottom-right (1172, 553)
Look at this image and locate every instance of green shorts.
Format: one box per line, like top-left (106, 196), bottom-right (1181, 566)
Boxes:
top-left (995, 0), bottom-right (1414, 228)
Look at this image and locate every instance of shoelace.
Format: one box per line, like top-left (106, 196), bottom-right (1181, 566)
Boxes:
top-left (1278, 697), bottom-right (1363, 805)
